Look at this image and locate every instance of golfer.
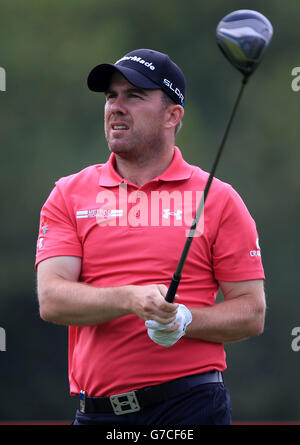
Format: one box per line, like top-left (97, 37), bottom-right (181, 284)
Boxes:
top-left (35, 49), bottom-right (266, 425)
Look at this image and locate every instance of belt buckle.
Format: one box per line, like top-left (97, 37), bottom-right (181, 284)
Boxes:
top-left (110, 391), bottom-right (141, 415)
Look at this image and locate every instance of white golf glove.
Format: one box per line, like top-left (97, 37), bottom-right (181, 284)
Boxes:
top-left (145, 304), bottom-right (192, 348)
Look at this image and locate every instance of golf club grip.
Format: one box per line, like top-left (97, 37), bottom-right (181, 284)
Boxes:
top-left (165, 274), bottom-right (181, 303)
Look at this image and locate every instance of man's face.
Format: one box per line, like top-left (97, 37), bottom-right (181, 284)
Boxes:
top-left (104, 72), bottom-right (168, 160)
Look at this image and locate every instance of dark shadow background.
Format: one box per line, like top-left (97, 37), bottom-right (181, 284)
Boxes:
top-left (0, 0), bottom-right (299, 422)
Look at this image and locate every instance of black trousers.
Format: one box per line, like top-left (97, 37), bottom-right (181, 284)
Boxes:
top-left (73, 382), bottom-right (232, 425)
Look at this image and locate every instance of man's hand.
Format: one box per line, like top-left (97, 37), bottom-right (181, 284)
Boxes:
top-left (129, 284), bottom-right (179, 325)
top-left (145, 304), bottom-right (192, 347)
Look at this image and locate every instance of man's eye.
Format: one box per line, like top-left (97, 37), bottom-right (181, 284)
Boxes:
top-left (129, 93), bottom-right (142, 99)
top-left (106, 94), bottom-right (116, 100)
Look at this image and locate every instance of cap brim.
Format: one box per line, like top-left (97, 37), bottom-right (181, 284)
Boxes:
top-left (87, 64), bottom-right (159, 92)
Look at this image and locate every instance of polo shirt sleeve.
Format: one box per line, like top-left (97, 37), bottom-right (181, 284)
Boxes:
top-left (212, 185), bottom-right (265, 282)
top-left (35, 182), bottom-right (82, 269)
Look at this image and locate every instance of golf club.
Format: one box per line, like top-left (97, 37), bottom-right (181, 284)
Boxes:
top-left (165, 9), bottom-right (273, 303)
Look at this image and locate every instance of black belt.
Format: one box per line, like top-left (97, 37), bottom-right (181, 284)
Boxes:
top-left (78, 371), bottom-right (223, 416)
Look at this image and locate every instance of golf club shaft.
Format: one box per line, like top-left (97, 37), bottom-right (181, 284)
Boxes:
top-left (165, 75), bottom-right (248, 303)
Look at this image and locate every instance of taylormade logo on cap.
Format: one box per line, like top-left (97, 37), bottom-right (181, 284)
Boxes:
top-left (116, 55), bottom-right (156, 71)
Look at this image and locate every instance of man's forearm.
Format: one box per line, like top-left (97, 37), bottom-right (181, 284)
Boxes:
top-left (185, 294), bottom-right (266, 343)
top-left (38, 275), bottom-right (178, 328)
top-left (38, 278), bottom-right (133, 326)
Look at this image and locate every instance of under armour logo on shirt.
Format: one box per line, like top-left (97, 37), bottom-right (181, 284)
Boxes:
top-left (162, 209), bottom-right (183, 220)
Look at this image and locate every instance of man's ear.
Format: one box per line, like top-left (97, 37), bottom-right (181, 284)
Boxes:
top-left (164, 104), bottom-right (184, 131)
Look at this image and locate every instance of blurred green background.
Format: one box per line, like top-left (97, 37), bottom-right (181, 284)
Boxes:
top-left (0, 0), bottom-right (299, 423)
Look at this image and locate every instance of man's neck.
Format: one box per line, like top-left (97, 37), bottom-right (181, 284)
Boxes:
top-left (114, 146), bottom-right (175, 188)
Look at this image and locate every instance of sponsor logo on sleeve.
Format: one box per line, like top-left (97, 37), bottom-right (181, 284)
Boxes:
top-left (37, 216), bottom-right (50, 250)
top-left (250, 237), bottom-right (261, 257)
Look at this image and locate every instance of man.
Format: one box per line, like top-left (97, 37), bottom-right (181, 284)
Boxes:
top-left (35, 49), bottom-right (266, 425)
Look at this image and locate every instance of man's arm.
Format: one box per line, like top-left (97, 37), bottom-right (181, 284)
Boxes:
top-left (185, 279), bottom-right (266, 343)
top-left (37, 256), bottom-right (178, 327)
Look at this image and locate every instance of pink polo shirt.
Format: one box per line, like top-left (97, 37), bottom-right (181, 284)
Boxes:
top-left (35, 146), bottom-right (265, 397)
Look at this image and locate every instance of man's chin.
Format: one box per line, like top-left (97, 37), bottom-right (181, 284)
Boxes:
top-left (107, 142), bottom-right (132, 157)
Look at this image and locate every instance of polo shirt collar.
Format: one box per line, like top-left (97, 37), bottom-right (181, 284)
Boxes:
top-left (158, 146), bottom-right (193, 181)
top-left (98, 146), bottom-right (193, 187)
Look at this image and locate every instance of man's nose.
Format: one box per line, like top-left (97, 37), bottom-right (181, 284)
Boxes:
top-left (109, 95), bottom-right (127, 113)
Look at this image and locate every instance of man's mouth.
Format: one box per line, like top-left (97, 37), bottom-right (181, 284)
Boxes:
top-left (111, 123), bottom-right (129, 130)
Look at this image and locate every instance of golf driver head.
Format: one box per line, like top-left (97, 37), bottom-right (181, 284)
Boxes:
top-left (216, 10), bottom-right (273, 77)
